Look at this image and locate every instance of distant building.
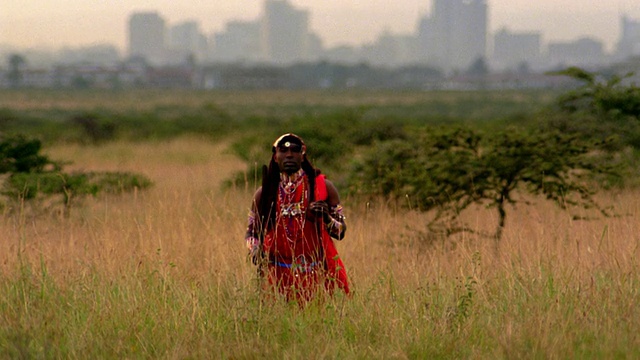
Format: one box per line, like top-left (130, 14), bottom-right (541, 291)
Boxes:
top-left (200, 65), bottom-right (287, 89)
top-left (418, 0), bottom-right (488, 72)
top-left (547, 37), bottom-right (606, 69)
top-left (128, 12), bottom-right (166, 65)
top-left (362, 31), bottom-right (417, 67)
top-left (306, 33), bottom-right (324, 62)
top-left (262, 0), bottom-right (312, 65)
top-left (492, 28), bottom-right (542, 71)
top-left (616, 15), bottom-right (640, 61)
top-left (211, 20), bottom-right (263, 63)
top-left (167, 21), bottom-right (208, 64)
top-left (55, 44), bottom-right (120, 66)
top-left (416, 15), bottom-right (435, 65)
top-left (320, 45), bottom-right (361, 65)
top-left (20, 69), bottom-right (56, 88)
top-left (145, 66), bottom-right (196, 88)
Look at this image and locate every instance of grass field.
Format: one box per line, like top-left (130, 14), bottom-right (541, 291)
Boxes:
top-left (1, 136), bottom-right (639, 358)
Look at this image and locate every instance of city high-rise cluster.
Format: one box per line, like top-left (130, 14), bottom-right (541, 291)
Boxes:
top-left (128, 0), bottom-right (320, 67)
top-left (127, 0), bottom-right (640, 73)
top-left (417, 0), bottom-right (488, 71)
top-left (3, 0), bottom-right (640, 90)
top-left (128, 0), bottom-right (491, 71)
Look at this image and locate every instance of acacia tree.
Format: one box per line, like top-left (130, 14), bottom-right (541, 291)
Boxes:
top-left (0, 134), bottom-right (152, 215)
top-left (351, 125), bottom-right (618, 243)
top-left (546, 67), bottom-right (640, 150)
top-left (553, 67), bottom-right (640, 119)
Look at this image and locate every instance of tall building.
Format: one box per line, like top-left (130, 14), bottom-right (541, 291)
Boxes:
top-left (616, 15), bottom-right (640, 61)
top-left (128, 12), bottom-right (166, 65)
top-left (547, 37), bottom-right (606, 69)
top-left (419, 0), bottom-right (488, 72)
top-left (492, 28), bottom-right (542, 71)
top-left (306, 33), bottom-right (324, 62)
top-left (416, 16), bottom-right (434, 65)
top-left (362, 31), bottom-right (417, 67)
top-left (211, 20), bottom-right (263, 63)
top-left (167, 21), bottom-right (208, 63)
top-left (262, 0), bottom-right (311, 65)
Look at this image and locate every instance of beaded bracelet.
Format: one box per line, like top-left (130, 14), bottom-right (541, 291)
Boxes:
top-left (325, 217), bottom-right (343, 234)
top-left (245, 236), bottom-right (259, 251)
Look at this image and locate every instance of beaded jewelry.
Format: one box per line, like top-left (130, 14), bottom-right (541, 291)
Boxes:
top-left (325, 204), bottom-right (346, 239)
top-left (277, 169), bottom-right (307, 243)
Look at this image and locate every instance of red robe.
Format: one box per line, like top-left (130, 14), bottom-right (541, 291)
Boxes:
top-left (263, 174), bottom-right (349, 302)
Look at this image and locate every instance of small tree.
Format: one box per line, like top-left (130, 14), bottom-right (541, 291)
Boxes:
top-left (351, 125), bottom-right (618, 243)
top-left (466, 57), bottom-right (490, 76)
top-left (0, 134), bottom-right (56, 173)
top-left (0, 134), bottom-right (151, 215)
top-left (545, 67), bottom-right (640, 150)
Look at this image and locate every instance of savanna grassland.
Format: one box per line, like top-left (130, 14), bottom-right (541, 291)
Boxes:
top-left (1, 89), bottom-right (639, 358)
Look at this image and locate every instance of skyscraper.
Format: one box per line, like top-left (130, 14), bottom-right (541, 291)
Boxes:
top-left (616, 15), bottom-right (640, 60)
top-left (419, 0), bottom-right (488, 72)
top-left (547, 38), bottom-right (605, 69)
top-left (212, 20), bottom-right (263, 63)
top-left (168, 21), bottom-right (208, 63)
top-left (493, 28), bottom-right (541, 71)
top-left (128, 12), bottom-right (166, 65)
top-left (262, 0), bottom-right (310, 65)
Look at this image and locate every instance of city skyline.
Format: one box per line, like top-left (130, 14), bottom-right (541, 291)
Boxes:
top-left (2, 0), bottom-right (640, 53)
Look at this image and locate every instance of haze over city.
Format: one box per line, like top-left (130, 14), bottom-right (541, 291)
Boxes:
top-left (2, 0), bottom-right (640, 52)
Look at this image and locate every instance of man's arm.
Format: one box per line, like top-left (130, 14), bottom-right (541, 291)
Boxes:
top-left (322, 179), bottom-right (347, 240)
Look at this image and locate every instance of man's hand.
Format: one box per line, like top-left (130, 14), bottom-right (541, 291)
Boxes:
top-left (246, 236), bottom-right (261, 265)
top-left (248, 245), bottom-right (261, 265)
top-left (309, 201), bottom-right (331, 223)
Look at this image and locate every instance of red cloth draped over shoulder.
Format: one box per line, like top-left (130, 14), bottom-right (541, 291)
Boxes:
top-left (315, 174), bottom-right (350, 294)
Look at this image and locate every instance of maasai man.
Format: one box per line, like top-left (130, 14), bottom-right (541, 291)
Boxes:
top-left (244, 133), bottom-right (349, 302)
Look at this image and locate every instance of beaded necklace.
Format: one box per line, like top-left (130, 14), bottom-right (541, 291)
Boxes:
top-left (278, 169), bottom-right (307, 243)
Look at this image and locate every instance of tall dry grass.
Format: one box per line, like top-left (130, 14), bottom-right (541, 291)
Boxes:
top-left (1, 137), bottom-right (639, 358)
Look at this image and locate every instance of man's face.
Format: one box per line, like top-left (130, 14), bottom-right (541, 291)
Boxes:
top-left (274, 142), bottom-right (304, 174)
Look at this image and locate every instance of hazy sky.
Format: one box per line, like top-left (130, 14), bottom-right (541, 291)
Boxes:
top-left (2, 0), bottom-right (640, 52)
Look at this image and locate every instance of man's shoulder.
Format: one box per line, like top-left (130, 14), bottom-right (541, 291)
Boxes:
top-left (253, 187), bottom-right (262, 200)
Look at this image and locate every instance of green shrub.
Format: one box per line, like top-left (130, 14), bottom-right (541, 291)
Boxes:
top-left (72, 112), bottom-right (117, 144)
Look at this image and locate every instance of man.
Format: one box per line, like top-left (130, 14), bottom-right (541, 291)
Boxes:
top-left (244, 133), bottom-right (349, 302)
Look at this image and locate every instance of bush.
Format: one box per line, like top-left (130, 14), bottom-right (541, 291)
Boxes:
top-left (72, 112), bottom-right (117, 144)
top-left (545, 67), bottom-right (640, 151)
top-left (0, 134), bottom-right (56, 173)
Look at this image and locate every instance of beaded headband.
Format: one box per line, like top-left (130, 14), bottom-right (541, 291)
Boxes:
top-left (272, 133), bottom-right (306, 154)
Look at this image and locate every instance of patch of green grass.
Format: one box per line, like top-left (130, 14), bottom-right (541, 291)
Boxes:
top-left (1, 259), bottom-right (639, 358)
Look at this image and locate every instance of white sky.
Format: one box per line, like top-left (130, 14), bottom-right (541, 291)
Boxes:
top-left (1, 0), bottom-right (640, 52)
